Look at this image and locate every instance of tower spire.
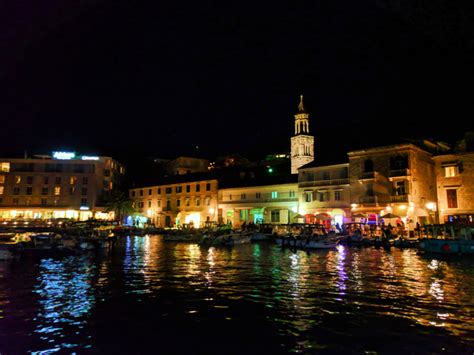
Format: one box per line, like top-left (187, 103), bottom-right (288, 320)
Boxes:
top-left (297, 94), bottom-right (305, 113)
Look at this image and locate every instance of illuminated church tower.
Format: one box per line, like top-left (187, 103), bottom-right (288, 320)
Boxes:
top-left (290, 95), bottom-right (314, 174)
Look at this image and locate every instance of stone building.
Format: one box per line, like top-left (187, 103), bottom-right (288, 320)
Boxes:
top-left (218, 183), bottom-right (299, 228)
top-left (0, 152), bottom-right (124, 221)
top-left (129, 173), bottom-right (218, 228)
top-left (290, 95), bottom-right (314, 174)
top-left (433, 151), bottom-right (474, 224)
top-left (165, 156), bottom-right (209, 175)
top-left (348, 144), bottom-right (437, 226)
top-left (298, 163), bottom-right (351, 226)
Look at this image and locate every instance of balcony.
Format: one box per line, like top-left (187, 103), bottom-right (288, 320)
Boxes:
top-left (390, 194), bottom-right (409, 203)
top-left (359, 171), bottom-right (376, 180)
top-left (389, 169), bottom-right (410, 178)
top-left (299, 178), bottom-right (349, 188)
top-left (359, 196), bottom-right (378, 204)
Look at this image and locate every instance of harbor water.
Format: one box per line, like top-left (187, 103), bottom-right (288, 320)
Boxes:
top-left (0, 235), bottom-right (473, 354)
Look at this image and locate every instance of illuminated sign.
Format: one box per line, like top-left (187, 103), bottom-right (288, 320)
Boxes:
top-left (79, 206), bottom-right (90, 210)
top-left (81, 156), bottom-right (100, 160)
top-left (52, 151), bottom-right (75, 160)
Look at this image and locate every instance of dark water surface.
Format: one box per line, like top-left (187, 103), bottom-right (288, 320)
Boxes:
top-left (0, 235), bottom-right (473, 354)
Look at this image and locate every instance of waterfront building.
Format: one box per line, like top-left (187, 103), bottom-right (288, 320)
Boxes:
top-left (218, 182), bottom-right (299, 228)
top-left (298, 163), bottom-right (351, 226)
top-left (433, 151), bottom-right (474, 224)
top-left (290, 95), bottom-right (314, 174)
top-left (0, 151), bottom-right (124, 221)
top-left (348, 144), bottom-right (437, 226)
top-left (129, 173), bottom-right (218, 228)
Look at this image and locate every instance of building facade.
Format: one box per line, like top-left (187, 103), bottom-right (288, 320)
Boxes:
top-left (0, 152), bottom-right (124, 221)
top-left (290, 95), bottom-right (314, 174)
top-left (298, 163), bottom-right (351, 226)
top-left (218, 183), bottom-right (299, 228)
top-left (130, 175), bottom-right (218, 228)
top-left (348, 144), bottom-right (437, 226)
top-left (433, 151), bottom-right (474, 224)
top-left (165, 156), bottom-right (210, 175)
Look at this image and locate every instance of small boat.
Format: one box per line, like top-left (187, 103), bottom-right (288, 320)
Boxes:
top-left (276, 235), bottom-right (338, 249)
top-left (200, 231), bottom-right (252, 246)
top-left (393, 236), bottom-right (419, 248)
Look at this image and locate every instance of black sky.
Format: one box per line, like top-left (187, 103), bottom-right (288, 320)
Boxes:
top-left (1, 1), bottom-right (473, 164)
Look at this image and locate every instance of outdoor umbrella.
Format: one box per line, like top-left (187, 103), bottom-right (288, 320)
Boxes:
top-left (381, 213), bottom-right (400, 219)
top-left (352, 213), bottom-right (367, 218)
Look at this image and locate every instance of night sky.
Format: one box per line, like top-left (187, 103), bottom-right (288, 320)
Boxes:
top-left (1, 1), bottom-right (473, 164)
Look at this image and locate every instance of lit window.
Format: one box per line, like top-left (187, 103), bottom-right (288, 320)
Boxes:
top-left (205, 197), bottom-right (210, 206)
top-left (109, 181), bottom-right (113, 189)
top-left (70, 176), bottom-right (77, 185)
top-left (271, 210), bottom-right (280, 222)
top-left (15, 176), bottom-right (21, 184)
top-left (0, 162), bottom-right (10, 172)
top-left (271, 191), bottom-right (278, 199)
top-left (0, 175), bottom-right (4, 184)
top-left (444, 166), bottom-right (457, 177)
top-left (0, 186), bottom-right (3, 195)
top-left (54, 186), bottom-right (61, 195)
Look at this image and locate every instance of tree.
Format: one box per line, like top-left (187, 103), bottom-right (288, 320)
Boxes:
top-left (103, 191), bottom-right (136, 224)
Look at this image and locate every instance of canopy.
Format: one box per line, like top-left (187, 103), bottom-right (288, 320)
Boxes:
top-left (314, 213), bottom-right (331, 220)
top-left (381, 213), bottom-right (400, 219)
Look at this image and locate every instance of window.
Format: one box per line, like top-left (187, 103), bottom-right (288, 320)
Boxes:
top-left (148, 189), bottom-right (152, 195)
top-left (0, 162), bottom-right (10, 172)
top-left (196, 198), bottom-right (200, 206)
top-left (0, 186), bottom-right (3, 195)
top-left (74, 164), bottom-right (84, 173)
top-left (27, 176), bottom-right (33, 184)
top-left (271, 191), bottom-right (278, 199)
top-left (444, 166), bottom-right (458, 177)
top-left (26, 187), bottom-right (32, 195)
top-left (44, 176), bottom-right (49, 184)
top-left (13, 198), bottom-right (19, 205)
top-left (82, 177), bottom-right (88, 185)
top-left (241, 193), bottom-right (246, 199)
top-left (132, 191), bottom-right (136, 197)
top-left (364, 159), bottom-right (374, 172)
top-left (0, 175), bottom-right (4, 184)
top-left (13, 187), bottom-right (20, 195)
top-left (318, 192), bottom-right (330, 202)
top-left (166, 200), bottom-right (171, 210)
top-left (82, 188), bottom-right (88, 195)
top-left (395, 181), bottom-right (407, 195)
top-left (157, 188), bottom-right (161, 195)
top-left (186, 185), bottom-right (190, 193)
top-left (55, 177), bottom-right (61, 185)
top-left (148, 200), bottom-right (152, 207)
top-left (205, 197), bottom-right (210, 206)
top-left (54, 186), bottom-right (61, 195)
top-left (104, 169), bottom-right (110, 177)
top-left (41, 198), bottom-right (47, 206)
top-left (165, 187), bottom-right (172, 194)
top-left (42, 187), bottom-right (48, 195)
top-left (256, 192), bottom-right (261, 199)
top-left (196, 184), bottom-right (200, 192)
top-left (176, 186), bottom-right (182, 193)
top-left (289, 191), bottom-right (295, 198)
top-left (206, 183), bottom-right (211, 191)
top-left (229, 194), bottom-right (232, 200)
top-left (176, 199), bottom-right (181, 207)
top-left (305, 192), bottom-right (312, 202)
top-left (271, 210), bottom-right (280, 223)
top-left (81, 198), bottom-right (88, 206)
top-left (157, 200), bottom-right (161, 207)
top-left (15, 176), bottom-right (21, 184)
top-left (334, 191), bottom-right (341, 201)
top-left (447, 189), bottom-right (458, 208)
top-left (69, 176), bottom-right (77, 185)
top-left (139, 190), bottom-right (144, 196)
top-left (186, 198), bottom-right (190, 206)
top-left (0, 197), bottom-right (2, 204)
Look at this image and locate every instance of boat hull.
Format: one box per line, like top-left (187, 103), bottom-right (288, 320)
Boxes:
top-left (418, 239), bottom-right (474, 254)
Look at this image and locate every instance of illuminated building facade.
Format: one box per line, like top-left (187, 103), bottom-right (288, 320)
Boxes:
top-left (165, 156), bottom-right (210, 175)
top-left (129, 174), bottom-right (218, 228)
top-left (218, 183), bottom-right (299, 228)
top-left (348, 144), bottom-right (437, 226)
top-left (433, 151), bottom-right (474, 224)
top-left (298, 163), bottom-right (351, 226)
top-left (0, 152), bottom-right (125, 221)
top-left (290, 95), bottom-right (314, 174)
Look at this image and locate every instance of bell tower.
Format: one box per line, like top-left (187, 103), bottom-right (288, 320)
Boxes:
top-left (290, 95), bottom-right (314, 174)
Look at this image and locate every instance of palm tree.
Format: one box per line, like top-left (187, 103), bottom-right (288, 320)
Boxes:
top-left (103, 191), bottom-right (136, 224)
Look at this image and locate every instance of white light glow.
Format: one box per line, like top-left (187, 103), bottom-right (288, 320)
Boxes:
top-left (52, 151), bottom-right (75, 160)
top-left (81, 156), bottom-right (99, 160)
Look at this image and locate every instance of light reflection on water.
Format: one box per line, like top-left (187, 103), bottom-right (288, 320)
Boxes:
top-left (0, 235), bottom-right (472, 354)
